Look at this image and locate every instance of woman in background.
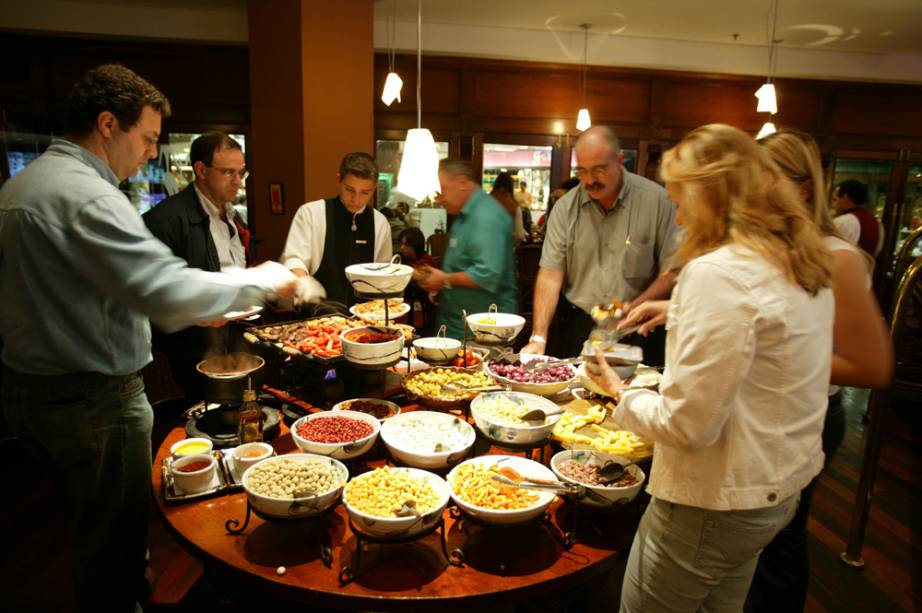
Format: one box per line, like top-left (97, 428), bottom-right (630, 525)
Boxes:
top-left (744, 128), bottom-right (893, 613)
top-left (590, 124), bottom-right (836, 612)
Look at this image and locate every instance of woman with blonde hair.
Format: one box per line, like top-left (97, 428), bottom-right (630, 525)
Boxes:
top-left (589, 124), bottom-right (836, 612)
top-left (744, 129), bottom-right (893, 612)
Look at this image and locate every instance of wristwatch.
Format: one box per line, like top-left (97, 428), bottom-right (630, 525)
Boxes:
top-left (529, 334), bottom-right (547, 344)
top-left (443, 275), bottom-right (453, 290)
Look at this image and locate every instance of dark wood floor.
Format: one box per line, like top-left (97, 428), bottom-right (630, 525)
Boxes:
top-left (2, 385), bottom-right (918, 612)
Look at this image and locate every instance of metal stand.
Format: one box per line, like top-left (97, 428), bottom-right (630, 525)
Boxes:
top-left (224, 500), bottom-right (334, 568)
top-left (338, 517), bottom-right (458, 585)
top-left (486, 436), bottom-right (550, 463)
top-left (554, 496), bottom-right (640, 538)
top-left (447, 505), bottom-right (574, 576)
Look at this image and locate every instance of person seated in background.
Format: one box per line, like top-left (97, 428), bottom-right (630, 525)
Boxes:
top-left (420, 160), bottom-right (517, 339)
top-left (742, 129), bottom-right (893, 613)
top-left (590, 124), bottom-right (835, 612)
top-left (381, 207), bottom-right (407, 255)
top-left (395, 200), bottom-right (416, 227)
top-left (281, 152), bottom-right (392, 307)
top-left (491, 171), bottom-right (526, 245)
top-left (143, 131), bottom-right (251, 400)
top-left (832, 179), bottom-right (885, 258)
top-left (398, 227), bottom-right (435, 330)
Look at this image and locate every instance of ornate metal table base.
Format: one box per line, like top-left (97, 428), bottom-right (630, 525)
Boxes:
top-left (225, 500), bottom-right (334, 568)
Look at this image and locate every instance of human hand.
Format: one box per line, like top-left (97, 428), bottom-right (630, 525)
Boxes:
top-left (520, 341), bottom-right (547, 355)
top-left (256, 261), bottom-right (298, 298)
top-left (427, 290), bottom-right (440, 305)
top-left (586, 349), bottom-right (628, 398)
top-left (617, 300), bottom-right (668, 337)
top-left (419, 266), bottom-right (446, 292)
top-left (294, 276), bottom-right (326, 305)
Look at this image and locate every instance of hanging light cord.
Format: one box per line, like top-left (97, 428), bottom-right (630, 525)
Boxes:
top-left (387, 0), bottom-right (397, 74)
top-left (579, 24), bottom-right (590, 104)
top-left (766, 0), bottom-right (780, 83)
top-left (416, 0), bottom-right (422, 129)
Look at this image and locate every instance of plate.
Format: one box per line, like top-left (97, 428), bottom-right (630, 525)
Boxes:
top-left (224, 305), bottom-right (264, 321)
top-left (349, 301), bottom-right (411, 321)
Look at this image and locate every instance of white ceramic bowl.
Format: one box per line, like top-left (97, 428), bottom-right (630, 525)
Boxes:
top-left (550, 449), bottom-right (646, 507)
top-left (242, 453), bottom-right (348, 519)
top-left (486, 353), bottom-right (578, 397)
top-left (379, 411), bottom-right (476, 470)
top-left (343, 467), bottom-right (451, 538)
top-left (465, 312), bottom-right (526, 345)
top-left (290, 410), bottom-right (381, 460)
top-left (447, 455), bottom-right (557, 525)
top-left (232, 441), bottom-right (274, 473)
top-left (349, 301), bottom-right (411, 322)
top-left (171, 453), bottom-right (217, 494)
top-left (170, 437), bottom-right (213, 459)
top-left (331, 398), bottom-right (401, 421)
top-left (345, 262), bottom-right (414, 295)
top-left (412, 336), bottom-right (462, 363)
top-left (470, 391), bottom-right (563, 445)
top-left (340, 326), bottom-right (405, 367)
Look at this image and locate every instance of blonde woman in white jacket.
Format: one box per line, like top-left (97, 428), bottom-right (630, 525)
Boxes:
top-left (589, 124), bottom-right (836, 613)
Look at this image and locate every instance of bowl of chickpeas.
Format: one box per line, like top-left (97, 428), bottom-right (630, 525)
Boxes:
top-left (469, 392), bottom-right (563, 445)
top-left (241, 453), bottom-right (348, 520)
top-left (402, 367), bottom-right (496, 410)
top-left (448, 455), bottom-right (558, 525)
top-left (550, 449), bottom-right (645, 507)
top-left (342, 466), bottom-right (451, 538)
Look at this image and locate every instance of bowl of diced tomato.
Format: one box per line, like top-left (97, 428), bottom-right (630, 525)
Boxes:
top-left (293, 316), bottom-right (354, 359)
top-left (452, 348), bottom-right (487, 369)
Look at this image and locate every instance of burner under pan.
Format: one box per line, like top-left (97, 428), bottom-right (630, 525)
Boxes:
top-left (183, 403), bottom-right (281, 448)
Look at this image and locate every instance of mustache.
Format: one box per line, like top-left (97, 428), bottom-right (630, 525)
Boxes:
top-left (587, 182), bottom-right (606, 191)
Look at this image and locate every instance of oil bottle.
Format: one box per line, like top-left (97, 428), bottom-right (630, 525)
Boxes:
top-left (238, 388), bottom-right (263, 443)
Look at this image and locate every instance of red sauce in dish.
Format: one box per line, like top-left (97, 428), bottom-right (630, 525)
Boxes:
top-left (176, 460), bottom-right (211, 473)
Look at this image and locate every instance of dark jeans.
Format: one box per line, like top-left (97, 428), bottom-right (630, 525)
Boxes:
top-left (2, 366), bottom-right (153, 613)
top-left (745, 392), bottom-right (846, 613)
top-left (558, 301), bottom-right (667, 367)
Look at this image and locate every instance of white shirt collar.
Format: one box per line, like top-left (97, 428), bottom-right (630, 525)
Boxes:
top-left (194, 184), bottom-right (236, 222)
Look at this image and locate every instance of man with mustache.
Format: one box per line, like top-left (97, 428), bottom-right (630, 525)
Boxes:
top-left (521, 126), bottom-right (679, 360)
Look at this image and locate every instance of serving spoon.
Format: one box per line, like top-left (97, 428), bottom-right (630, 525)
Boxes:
top-left (596, 461), bottom-right (634, 485)
top-left (518, 405), bottom-right (566, 424)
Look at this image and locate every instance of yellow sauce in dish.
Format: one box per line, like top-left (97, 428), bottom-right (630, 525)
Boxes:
top-left (175, 441), bottom-right (211, 455)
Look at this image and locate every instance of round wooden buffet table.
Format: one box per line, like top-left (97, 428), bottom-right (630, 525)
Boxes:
top-left (153, 405), bottom-right (640, 611)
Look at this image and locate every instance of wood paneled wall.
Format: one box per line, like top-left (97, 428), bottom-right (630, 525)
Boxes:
top-left (374, 53), bottom-right (922, 154)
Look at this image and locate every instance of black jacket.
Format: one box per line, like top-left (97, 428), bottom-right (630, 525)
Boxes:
top-left (144, 185), bottom-right (229, 272)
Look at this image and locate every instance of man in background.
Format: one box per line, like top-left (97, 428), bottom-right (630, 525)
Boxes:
top-left (420, 160), bottom-right (517, 339)
top-left (833, 179), bottom-right (884, 258)
top-left (0, 64), bottom-right (294, 612)
top-left (143, 132), bottom-right (251, 399)
top-left (281, 152), bottom-right (392, 306)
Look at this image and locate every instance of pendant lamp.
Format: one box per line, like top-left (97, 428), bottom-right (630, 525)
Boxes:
top-left (754, 0), bottom-right (780, 137)
top-left (756, 121), bottom-right (777, 139)
top-left (381, 0), bottom-right (403, 106)
top-left (576, 24), bottom-right (592, 132)
top-left (395, 0), bottom-right (440, 201)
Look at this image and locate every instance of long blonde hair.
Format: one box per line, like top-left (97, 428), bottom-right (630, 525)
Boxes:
top-left (760, 128), bottom-right (875, 272)
top-left (662, 124), bottom-right (834, 295)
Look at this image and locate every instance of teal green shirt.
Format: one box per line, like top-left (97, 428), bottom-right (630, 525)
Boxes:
top-left (437, 188), bottom-right (517, 339)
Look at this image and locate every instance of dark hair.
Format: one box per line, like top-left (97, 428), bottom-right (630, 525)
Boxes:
top-left (836, 179), bottom-right (869, 206)
top-left (561, 177), bottom-right (580, 191)
top-left (399, 227), bottom-right (426, 256)
top-left (64, 64), bottom-right (171, 136)
top-left (339, 152), bottom-right (378, 181)
top-left (381, 207), bottom-right (396, 219)
top-left (439, 159), bottom-right (475, 181)
top-left (493, 172), bottom-right (515, 194)
top-left (190, 132), bottom-right (242, 167)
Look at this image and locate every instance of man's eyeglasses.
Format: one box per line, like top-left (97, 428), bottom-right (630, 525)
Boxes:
top-left (208, 166), bottom-right (249, 181)
top-left (572, 164), bottom-right (611, 179)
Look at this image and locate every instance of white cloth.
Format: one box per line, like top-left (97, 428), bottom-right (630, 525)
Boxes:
top-left (194, 186), bottom-right (246, 270)
top-left (616, 244), bottom-right (834, 511)
top-left (833, 212), bottom-right (885, 257)
top-left (280, 199), bottom-right (392, 274)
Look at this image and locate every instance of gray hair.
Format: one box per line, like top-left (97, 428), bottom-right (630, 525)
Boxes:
top-left (438, 159), bottom-right (475, 181)
top-left (576, 126), bottom-right (621, 160)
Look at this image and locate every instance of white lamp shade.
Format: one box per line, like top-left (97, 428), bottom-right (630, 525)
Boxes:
top-left (381, 72), bottom-right (403, 106)
top-left (756, 121), bottom-right (777, 140)
top-left (576, 108), bottom-right (592, 132)
top-left (755, 83), bottom-right (778, 114)
top-left (396, 128), bottom-right (441, 202)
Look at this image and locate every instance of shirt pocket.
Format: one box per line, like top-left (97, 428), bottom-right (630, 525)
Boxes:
top-left (622, 240), bottom-right (656, 287)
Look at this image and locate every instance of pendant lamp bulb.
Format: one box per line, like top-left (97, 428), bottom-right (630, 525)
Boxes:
top-left (755, 0), bottom-right (781, 115)
top-left (756, 121), bottom-right (777, 140)
top-left (381, 0), bottom-right (403, 106)
top-left (577, 23), bottom-right (592, 131)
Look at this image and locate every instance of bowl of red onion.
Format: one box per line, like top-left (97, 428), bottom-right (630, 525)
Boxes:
top-left (486, 353), bottom-right (578, 397)
top-left (290, 410), bottom-right (380, 460)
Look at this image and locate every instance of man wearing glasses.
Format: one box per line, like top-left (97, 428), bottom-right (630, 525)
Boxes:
top-left (521, 126), bottom-right (679, 361)
top-left (144, 132), bottom-right (252, 399)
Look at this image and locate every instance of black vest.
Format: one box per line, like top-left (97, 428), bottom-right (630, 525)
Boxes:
top-left (312, 198), bottom-right (376, 306)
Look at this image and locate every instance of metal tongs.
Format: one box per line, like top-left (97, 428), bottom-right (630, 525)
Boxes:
top-left (524, 356), bottom-right (583, 372)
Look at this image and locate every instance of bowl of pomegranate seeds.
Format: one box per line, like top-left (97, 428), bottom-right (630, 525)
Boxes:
top-left (290, 410), bottom-right (381, 460)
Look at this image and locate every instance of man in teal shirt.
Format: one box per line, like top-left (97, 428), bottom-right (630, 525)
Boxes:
top-left (420, 160), bottom-right (517, 339)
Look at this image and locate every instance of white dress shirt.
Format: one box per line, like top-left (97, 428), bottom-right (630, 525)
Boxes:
top-left (194, 185), bottom-right (246, 270)
top-left (616, 244), bottom-right (834, 511)
top-left (280, 199), bottom-right (392, 274)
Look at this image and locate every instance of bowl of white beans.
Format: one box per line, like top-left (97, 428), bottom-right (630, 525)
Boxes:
top-left (343, 466), bottom-right (451, 538)
top-left (469, 392), bottom-right (563, 445)
top-left (242, 453), bottom-right (348, 520)
top-left (379, 411), bottom-right (476, 469)
top-left (550, 449), bottom-right (645, 507)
